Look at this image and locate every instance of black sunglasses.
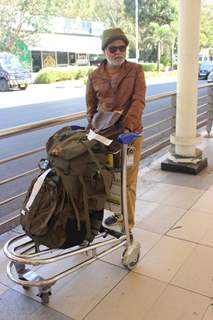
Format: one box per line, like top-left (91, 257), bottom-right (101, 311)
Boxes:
top-left (108, 45), bottom-right (127, 53)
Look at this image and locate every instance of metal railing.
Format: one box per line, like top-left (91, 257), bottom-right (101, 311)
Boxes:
top-left (0, 83), bottom-right (213, 232)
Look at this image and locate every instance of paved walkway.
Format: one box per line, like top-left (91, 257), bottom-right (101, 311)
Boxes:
top-left (0, 129), bottom-right (213, 320)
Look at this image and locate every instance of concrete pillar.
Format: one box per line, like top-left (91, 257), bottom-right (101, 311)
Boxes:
top-left (172, 0), bottom-right (201, 156)
top-left (161, 0), bottom-right (208, 174)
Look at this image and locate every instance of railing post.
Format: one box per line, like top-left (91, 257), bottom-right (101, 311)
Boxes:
top-left (171, 94), bottom-right (176, 133)
top-left (206, 87), bottom-right (213, 137)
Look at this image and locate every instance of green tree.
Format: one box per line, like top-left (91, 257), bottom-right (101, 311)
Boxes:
top-left (144, 23), bottom-right (176, 71)
top-left (124, 0), bottom-right (178, 27)
top-left (0, 0), bottom-right (53, 53)
top-left (200, 0), bottom-right (213, 48)
top-left (123, 0), bottom-right (178, 62)
top-left (169, 22), bottom-right (178, 70)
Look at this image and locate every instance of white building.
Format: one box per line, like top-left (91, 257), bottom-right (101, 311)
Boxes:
top-left (29, 17), bottom-right (104, 71)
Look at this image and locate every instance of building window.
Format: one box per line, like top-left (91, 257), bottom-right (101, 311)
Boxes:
top-left (57, 52), bottom-right (68, 65)
top-left (76, 53), bottom-right (89, 66)
top-left (69, 52), bottom-right (75, 65)
top-left (43, 51), bottom-right (56, 67)
top-left (31, 51), bottom-right (42, 72)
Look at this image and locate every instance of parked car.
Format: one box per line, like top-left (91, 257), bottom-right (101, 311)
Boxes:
top-left (0, 52), bottom-right (31, 91)
top-left (207, 71), bottom-right (213, 83)
top-left (198, 62), bottom-right (213, 80)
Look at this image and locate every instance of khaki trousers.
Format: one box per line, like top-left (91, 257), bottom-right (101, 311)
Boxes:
top-left (126, 136), bottom-right (143, 228)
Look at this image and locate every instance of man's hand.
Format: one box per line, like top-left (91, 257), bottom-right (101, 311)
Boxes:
top-left (86, 122), bottom-right (93, 131)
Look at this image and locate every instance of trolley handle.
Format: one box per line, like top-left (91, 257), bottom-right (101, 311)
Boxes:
top-left (118, 132), bottom-right (141, 145)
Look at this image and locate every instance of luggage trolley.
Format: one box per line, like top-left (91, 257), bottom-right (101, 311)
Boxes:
top-left (3, 132), bottom-right (141, 304)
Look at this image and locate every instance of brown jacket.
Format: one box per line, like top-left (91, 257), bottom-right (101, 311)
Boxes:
top-left (86, 60), bottom-right (146, 132)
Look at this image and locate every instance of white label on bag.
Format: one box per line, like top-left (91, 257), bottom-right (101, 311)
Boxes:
top-left (22, 168), bottom-right (52, 214)
top-left (87, 129), bottom-right (112, 146)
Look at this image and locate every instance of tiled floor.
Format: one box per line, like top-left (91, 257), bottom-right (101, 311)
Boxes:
top-left (1, 130), bottom-right (213, 320)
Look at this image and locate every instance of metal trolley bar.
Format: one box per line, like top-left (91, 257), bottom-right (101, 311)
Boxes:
top-left (4, 234), bottom-right (126, 265)
top-left (6, 240), bottom-right (126, 288)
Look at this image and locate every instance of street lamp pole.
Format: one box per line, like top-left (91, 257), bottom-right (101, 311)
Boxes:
top-left (135, 0), bottom-right (139, 62)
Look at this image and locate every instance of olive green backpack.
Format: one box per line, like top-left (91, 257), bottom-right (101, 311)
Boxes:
top-left (20, 126), bottom-right (113, 249)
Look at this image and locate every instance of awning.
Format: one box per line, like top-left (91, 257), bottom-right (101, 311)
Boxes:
top-left (28, 33), bottom-right (102, 54)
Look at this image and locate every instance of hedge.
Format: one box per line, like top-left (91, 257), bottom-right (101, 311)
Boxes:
top-left (141, 62), bottom-right (165, 72)
top-left (34, 66), bottom-right (96, 84)
top-left (34, 63), bottom-right (172, 84)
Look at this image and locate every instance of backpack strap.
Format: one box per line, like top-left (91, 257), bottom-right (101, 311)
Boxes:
top-left (56, 172), bottom-right (81, 231)
top-left (22, 168), bottom-right (52, 213)
top-left (68, 189), bottom-right (81, 231)
top-left (81, 141), bottom-right (110, 196)
top-left (79, 175), bottom-right (92, 240)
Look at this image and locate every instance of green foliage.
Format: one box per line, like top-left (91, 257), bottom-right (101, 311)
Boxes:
top-left (0, 0), bottom-right (54, 52)
top-left (34, 66), bottom-right (96, 84)
top-left (160, 53), bottom-right (170, 66)
top-left (141, 63), bottom-right (164, 72)
top-left (142, 22), bottom-right (176, 71)
top-left (200, 0), bottom-right (213, 48)
top-left (124, 0), bottom-right (178, 26)
top-left (142, 63), bottom-right (157, 72)
top-left (122, 0), bottom-right (178, 65)
top-left (11, 39), bottom-right (31, 67)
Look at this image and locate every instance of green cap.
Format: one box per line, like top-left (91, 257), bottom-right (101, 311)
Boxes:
top-left (101, 28), bottom-right (129, 50)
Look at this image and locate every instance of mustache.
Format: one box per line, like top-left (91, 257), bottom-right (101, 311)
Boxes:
top-left (114, 56), bottom-right (125, 59)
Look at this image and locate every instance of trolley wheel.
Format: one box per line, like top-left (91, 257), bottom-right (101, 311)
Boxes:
top-left (40, 292), bottom-right (50, 304)
top-left (37, 286), bottom-right (52, 304)
top-left (22, 285), bottom-right (30, 290)
top-left (122, 241), bottom-right (141, 270)
top-left (14, 262), bottom-right (27, 274)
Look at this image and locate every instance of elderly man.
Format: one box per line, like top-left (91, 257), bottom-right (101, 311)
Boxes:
top-left (86, 28), bottom-right (146, 237)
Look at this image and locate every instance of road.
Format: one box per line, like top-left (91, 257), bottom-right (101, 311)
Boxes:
top-left (0, 77), bottom-right (178, 129)
top-left (0, 77), bottom-right (208, 219)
